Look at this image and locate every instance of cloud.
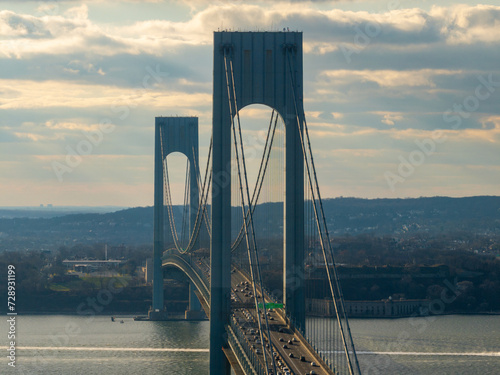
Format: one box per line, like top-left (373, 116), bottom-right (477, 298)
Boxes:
top-left (0, 78), bottom-right (211, 110)
top-left (320, 69), bottom-right (462, 88)
top-left (431, 4), bottom-right (500, 45)
top-left (376, 112), bottom-right (404, 126)
top-left (1, 2), bottom-right (500, 204)
top-left (2, 4), bottom-right (499, 61)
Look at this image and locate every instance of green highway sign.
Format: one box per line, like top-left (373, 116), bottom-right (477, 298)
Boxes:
top-left (257, 302), bottom-right (284, 309)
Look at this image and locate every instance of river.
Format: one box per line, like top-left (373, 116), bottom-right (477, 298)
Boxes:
top-left (1, 314), bottom-right (499, 374)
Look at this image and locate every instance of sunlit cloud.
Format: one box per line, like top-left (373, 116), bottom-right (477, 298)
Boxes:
top-left (1, 1), bottom-right (499, 205)
top-left (0, 79), bottom-right (210, 109)
top-left (1, 4), bottom-right (499, 61)
top-left (377, 112), bottom-right (404, 126)
top-left (320, 69), bottom-right (463, 88)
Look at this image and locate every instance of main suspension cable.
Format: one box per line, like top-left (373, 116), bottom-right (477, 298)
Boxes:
top-left (228, 56), bottom-right (279, 375)
top-left (160, 126), bottom-right (181, 250)
top-left (285, 48), bottom-right (361, 375)
top-left (231, 110), bottom-right (279, 252)
top-left (160, 123), bottom-right (213, 254)
top-left (224, 51), bottom-right (277, 375)
top-left (182, 137), bottom-right (213, 253)
top-left (181, 158), bottom-right (190, 249)
top-left (192, 145), bottom-right (212, 237)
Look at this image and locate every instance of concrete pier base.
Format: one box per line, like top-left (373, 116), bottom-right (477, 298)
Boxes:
top-left (184, 310), bottom-right (206, 320)
top-left (148, 309), bottom-right (169, 321)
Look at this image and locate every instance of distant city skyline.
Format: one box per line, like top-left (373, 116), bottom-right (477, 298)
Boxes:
top-left (1, 0), bottom-right (499, 206)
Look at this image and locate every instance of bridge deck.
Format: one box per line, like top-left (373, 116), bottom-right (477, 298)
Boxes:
top-left (231, 269), bottom-right (333, 375)
top-left (222, 347), bottom-right (247, 375)
top-left (163, 253), bottom-right (335, 374)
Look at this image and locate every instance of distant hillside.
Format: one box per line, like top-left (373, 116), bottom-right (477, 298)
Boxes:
top-left (0, 206), bottom-right (127, 219)
top-left (0, 207), bottom-right (154, 251)
top-left (1, 196), bottom-right (499, 252)
top-left (322, 196), bottom-right (500, 235)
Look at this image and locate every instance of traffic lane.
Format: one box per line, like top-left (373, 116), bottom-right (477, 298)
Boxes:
top-left (264, 310), bottom-right (328, 375)
top-left (243, 305), bottom-right (326, 375)
top-left (231, 274), bottom-right (328, 375)
top-left (232, 309), bottom-right (270, 371)
top-left (231, 275), bottom-right (301, 373)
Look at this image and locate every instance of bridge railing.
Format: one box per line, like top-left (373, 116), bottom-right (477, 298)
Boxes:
top-left (163, 249), bottom-right (211, 287)
top-left (302, 316), bottom-right (347, 375)
top-left (188, 255), bottom-right (210, 287)
top-left (236, 267), bottom-right (282, 304)
top-left (228, 316), bottom-right (267, 375)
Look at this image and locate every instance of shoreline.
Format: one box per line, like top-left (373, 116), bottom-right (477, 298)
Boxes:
top-left (5, 311), bottom-right (500, 318)
top-left (348, 311), bottom-right (500, 319)
top-left (2, 311), bottom-right (186, 317)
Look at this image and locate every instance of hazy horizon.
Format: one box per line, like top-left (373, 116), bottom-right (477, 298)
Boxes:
top-left (1, 194), bottom-right (499, 211)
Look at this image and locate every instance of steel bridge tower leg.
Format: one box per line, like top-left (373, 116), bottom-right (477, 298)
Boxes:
top-left (185, 281), bottom-right (203, 320)
top-left (284, 110), bottom-right (305, 333)
top-left (153, 119), bottom-right (165, 313)
top-left (211, 33), bottom-right (233, 375)
top-left (189, 281), bottom-right (202, 311)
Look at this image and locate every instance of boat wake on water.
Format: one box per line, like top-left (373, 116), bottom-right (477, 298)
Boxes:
top-left (0, 346), bottom-right (209, 353)
top-left (321, 350), bottom-right (500, 357)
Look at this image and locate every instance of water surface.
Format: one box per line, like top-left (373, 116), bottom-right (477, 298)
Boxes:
top-left (2, 314), bottom-right (499, 374)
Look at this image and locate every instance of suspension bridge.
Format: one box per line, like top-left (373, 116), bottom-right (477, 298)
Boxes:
top-left (152, 31), bottom-right (362, 375)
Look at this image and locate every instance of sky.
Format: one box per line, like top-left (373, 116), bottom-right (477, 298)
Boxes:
top-left (0, 0), bottom-right (499, 207)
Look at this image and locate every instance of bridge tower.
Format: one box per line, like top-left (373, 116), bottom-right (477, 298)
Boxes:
top-left (211, 31), bottom-right (305, 374)
top-left (153, 116), bottom-right (199, 319)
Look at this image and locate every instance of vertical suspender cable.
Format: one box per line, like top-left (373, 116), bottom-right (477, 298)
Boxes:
top-left (186, 138), bottom-right (213, 252)
top-left (160, 126), bottom-right (213, 254)
top-left (303, 107), bottom-right (361, 374)
top-left (231, 111), bottom-right (278, 251)
top-left (192, 145), bottom-right (212, 237)
top-left (223, 51), bottom-right (276, 375)
top-left (285, 48), bottom-right (361, 375)
top-left (228, 57), bottom-right (278, 375)
top-left (287, 48), bottom-right (355, 374)
top-left (160, 127), bottom-right (181, 250)
top-left (181, 158), bottom-right (190, 249)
